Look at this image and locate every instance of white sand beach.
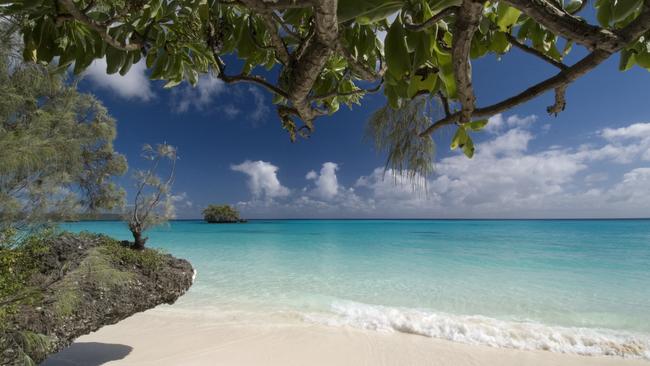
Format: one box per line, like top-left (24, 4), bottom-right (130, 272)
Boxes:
top-left (43, 309), bottom-right (650, 366)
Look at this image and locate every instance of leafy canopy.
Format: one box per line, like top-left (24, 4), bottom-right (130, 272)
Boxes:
top-left (0, 29), bottom-right (127, 239)
top-left (4, 0), bottom-right (650, 174)
top-left (203, 204), bottom-right (242, 223)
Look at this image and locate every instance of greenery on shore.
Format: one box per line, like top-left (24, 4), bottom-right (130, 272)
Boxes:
top-left (0, 231), bottom-right (192, 365)
top-left (203, 205), bottom-right (245, 223)
top-left (0, 26), bottom-right (126, 239)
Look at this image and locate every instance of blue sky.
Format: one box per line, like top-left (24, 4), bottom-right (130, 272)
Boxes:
top-left (78, 40), bottom-right (650, 219)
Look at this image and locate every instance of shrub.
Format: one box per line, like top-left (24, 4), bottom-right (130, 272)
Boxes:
top-left (202, 205), bottom-right (242, 223)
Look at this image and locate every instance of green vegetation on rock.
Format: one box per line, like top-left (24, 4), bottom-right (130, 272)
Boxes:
top-left (0, 232), bottom-right (194, 365)
top-left (203, 205), bottom-right (244, 223)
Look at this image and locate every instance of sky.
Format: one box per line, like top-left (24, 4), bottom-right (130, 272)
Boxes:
top-left (77, 35), bottom-right (650, 219)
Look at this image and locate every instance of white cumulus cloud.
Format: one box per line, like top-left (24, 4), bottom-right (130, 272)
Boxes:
top-left (84, 59), bottom-right (154, 101)
top-left (231, 119), bottom-right (650, 219)
top-left (306, 162), bottom-right (340, 200)
top-left (172, 74), bottom-right (224, 113)
top-left (231, 160), bottom-right (290, 199)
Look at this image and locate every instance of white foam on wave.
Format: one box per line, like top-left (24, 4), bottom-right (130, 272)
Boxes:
top-left (304, 301), bottom-right (650, 360)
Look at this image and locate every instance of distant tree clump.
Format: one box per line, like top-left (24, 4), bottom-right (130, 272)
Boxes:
top-left (125, 144), bottom-right (178, 250)
top-left (203, 205), bottom-right (243, 223)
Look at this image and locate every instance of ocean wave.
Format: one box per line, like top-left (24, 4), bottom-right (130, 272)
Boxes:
top-left (304, 301), bottom-right (650, 359)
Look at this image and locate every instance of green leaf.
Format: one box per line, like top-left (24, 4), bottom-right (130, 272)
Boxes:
top-left (462, 136), bottom-right (475, 158)
top-left (489, 32), bottom-right (510, 54)
top-left (407, 72), bottom-right (438, 98)
top-left (385, 17), bottom-right (411, 80)
top-left (635, 49), bottom-right (650, 69)
top-left (163, 79), bottom-right (182, 88)
top-left (596, 0), bottom-right (613, 26)
top-left (450, 126), bottom-right (468, 150)
top-left (467, 119), bottom-right (488, 131)
top-left (496, 3), bottom-right (521, 32)
top-left (338, 0), bottom-right (405, 23)
top-left (105, 46), bottom-right (125, 75)
top-left (612, 0), bottom-right (642, 23)
top-left (619, 49), bottom-right (636, 71)
top-left (565, 0), bottom-right (583, 13)
top-left (119, 52), bottom-right (134, 76)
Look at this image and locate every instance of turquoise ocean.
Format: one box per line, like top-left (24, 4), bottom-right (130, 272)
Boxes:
top-left (64, 220), bottom-right (650, 359)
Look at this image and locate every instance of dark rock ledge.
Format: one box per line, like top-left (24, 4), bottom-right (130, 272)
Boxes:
top-left (0, 233), bottom-right (194, 365)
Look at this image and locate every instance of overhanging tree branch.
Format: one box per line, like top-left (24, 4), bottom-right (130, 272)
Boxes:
top-left (452, 0), bottom-right (484, 124)
top-left (404, 6), bottom-right (459, 32)
top-left (57, 0), bottom-right (143, 51)
top-left (419, 49), bottom-right (611, 136)
top-left (504, 0), bottom-right (623, 52)
top-left (286, 0), bottom-right (338, 125)
top-left (337, 35), bottom-right (385, 81)
top-left (505, 32), bottom-right (568, 70)
top-left (420, 2), bottom-right (650, 137)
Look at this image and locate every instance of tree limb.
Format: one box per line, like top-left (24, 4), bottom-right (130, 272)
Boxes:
top-left (337, 35), bottom-right (385, 81)
top-left (57, 0), bottom-right (142, 51)
top-left (420, 2), bottom-right (650, 136)
top-left (504, 0), bottom-right (623, 52)
top-left (310, 80), bottom-right (383, 101)
top-left (452, 0), bottom-right (484, 124)
top-left (258, 12), bottom-right (291, 64)
top-left (547, 85), bottom-right (567, 115)
top-left (404, 6), bottom-right (459, 32)
top-left (419, 49), bottom-right (611, 136)
top-left (221, 0), bottom-right (314, 10)
top-left (215, 59), bottom-right (290, 99)
top-left (505, 32), bottom-right (568, 70)
top-left (286, 0), bottom-right (338, 125)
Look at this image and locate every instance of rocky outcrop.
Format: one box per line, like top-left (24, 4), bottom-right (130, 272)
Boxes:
top-left (0, 233), bottom-right (193, 365)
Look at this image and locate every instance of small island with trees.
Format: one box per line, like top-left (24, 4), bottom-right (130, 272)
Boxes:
top-left (202, 205), bottom-right (246, 224)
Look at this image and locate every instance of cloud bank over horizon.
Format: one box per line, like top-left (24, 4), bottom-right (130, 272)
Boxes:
top-left (227, 115), bottom-right (650, 219)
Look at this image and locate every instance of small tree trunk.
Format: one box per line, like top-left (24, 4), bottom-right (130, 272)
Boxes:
top-left (131, 230), bottom-right (147, 250)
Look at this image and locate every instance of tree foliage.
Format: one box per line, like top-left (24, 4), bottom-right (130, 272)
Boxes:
top-left (0, 30), bottom-right (127, 240)
top-left (126, 144), bottom-right (178, 250)
top-left (202, 204), bottom-right (242, 223)
top-left (3, 0), bottom-right (650, 173)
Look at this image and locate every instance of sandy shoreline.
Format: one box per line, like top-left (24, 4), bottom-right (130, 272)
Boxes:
top-left (43, 309), bottom-right (650, 366)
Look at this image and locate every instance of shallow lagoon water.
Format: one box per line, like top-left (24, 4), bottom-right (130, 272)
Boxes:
top-left (64, 220), bottom-right (650, 358)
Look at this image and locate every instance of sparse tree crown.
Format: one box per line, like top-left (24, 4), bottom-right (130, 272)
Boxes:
top-left (0, 31), bottom-right (126, 240)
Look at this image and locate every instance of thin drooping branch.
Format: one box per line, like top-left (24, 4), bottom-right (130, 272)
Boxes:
top-left (57, 0), bottom-right (142, 51)
top-left (419, 50), bottom-right (611, 136)
top-left (452, 0), bottom-right (484, 124)
top-left (260, 13), bottom-right (291, 64)
top-left (272, 12), bottom-right (302, 39)
top-left (505, 32), bottom-right (568, 70)
top-left (547, 85), bottom-right (567, 115)
top-left (404, 6), bottom-right (459, 32)
top-left (215, 59), bottom-right (290, 99)
top-left (221, 0), bottom-right (314, 10)
top-left (438, 90), bottom-right (451, 117)
top-left (310, 80), bottom-right (383, 101)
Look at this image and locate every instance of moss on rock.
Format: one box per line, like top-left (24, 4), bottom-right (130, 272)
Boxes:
top-left (0, 232), bottom-right (193, 365)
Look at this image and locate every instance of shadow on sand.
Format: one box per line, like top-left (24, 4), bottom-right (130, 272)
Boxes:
top-left (41, 342), bottom-right (132, 366)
